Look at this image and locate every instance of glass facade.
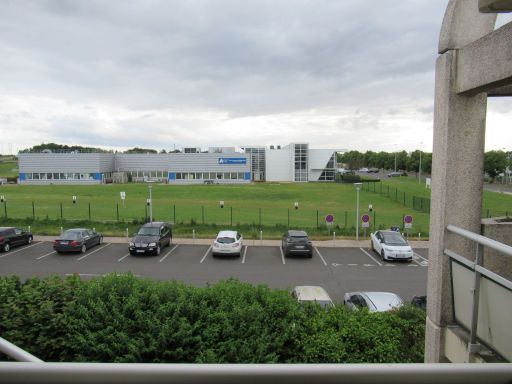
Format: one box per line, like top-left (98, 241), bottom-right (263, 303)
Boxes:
top-left (244, 147), bottom-right (266, 181)
top-left (25, 173), bottom-right (95, 180)
top-left (294, 144), bottom-right (309, 182)
top-left (318, 154), bottom-right (336, 181)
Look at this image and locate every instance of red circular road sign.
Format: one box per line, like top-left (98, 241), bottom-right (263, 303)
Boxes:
top-left (404, 215), bottom-right (413, 224)
top-left (325, 214), bottom-right (334, 223)
top-left (361, 214), bottom-right (370, 223)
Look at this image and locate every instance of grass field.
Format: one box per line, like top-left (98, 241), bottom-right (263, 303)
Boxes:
top-left (0, 178), bottom-right (510, 238)
top-left (0, 159), bottom-right (18, 178)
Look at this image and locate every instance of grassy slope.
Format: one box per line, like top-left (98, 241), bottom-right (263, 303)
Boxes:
top-left (0, 160), bottom-right (18, 177)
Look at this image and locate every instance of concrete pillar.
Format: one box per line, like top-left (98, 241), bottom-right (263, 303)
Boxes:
top-left (425, 0), bottom-right (496, 363)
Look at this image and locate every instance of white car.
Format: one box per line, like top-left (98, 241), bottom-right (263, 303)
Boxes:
top-left (344, 291), bottom-right (404, 312)
top-left (370, 230), bottom-right (413, 262)
top-left (212, 230), bottom-right (243, 257)
top-left (292, 286), bottom-right (334, 309)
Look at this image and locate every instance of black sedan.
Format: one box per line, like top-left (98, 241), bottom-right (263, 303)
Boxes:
top-left (281, 230), bottom-right (313, 258)
top-left (53, 228), bottom-right (103, 253)
top-left (0, 227), bottom-right (33, 252)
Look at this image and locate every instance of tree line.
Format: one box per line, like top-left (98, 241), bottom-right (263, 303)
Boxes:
top-left (337, 150), bottom-right (432, 173)
top-left (337, 149), bottom-right (511, 181)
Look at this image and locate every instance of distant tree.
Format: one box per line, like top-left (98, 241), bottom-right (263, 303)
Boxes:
top-left (160, 149), bottom-right (167, 154)
top-left (340, 150), bottom-right (364, 170)
top-left (124, 147), bottom-right (158, 154)
top-left (363, 151), bottom-right (378, 167)
top-left (484, 150), bottom-right (507, 181)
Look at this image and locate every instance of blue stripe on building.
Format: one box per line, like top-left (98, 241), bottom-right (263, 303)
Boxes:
top-left (168, 172), bottom-right (176, 180)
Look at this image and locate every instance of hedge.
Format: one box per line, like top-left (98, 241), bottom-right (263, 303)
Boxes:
top-left (0, 275), bottom-right (425, 363)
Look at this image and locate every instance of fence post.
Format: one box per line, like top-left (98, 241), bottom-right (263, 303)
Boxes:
top-left (230, 207), bottom-right (233, 227)
top-left (373, 211), bottom-right (376, 230)
top-left (173, 204), bottom-right (176, 224)
top-left (116, 203), bottom-right (119, 223)
top-left (259, 208), bottom-right (261, 229)
top-left (202, 206), bottom-right (204, 225)
top-left (403, 192), bottom-right (406, 206)
top-left (287, 209), bottom-right (290, 228)
top-left (88, 203), bottom-right (91, 221)
top-left (3, 202), bottom-right (6, 218)
top-left (344, 211), bottom-right (347, 229)
top-left (32, 201), bottom-right (35, 220)
top-left (60, 202), bottom-right (63, 222)
top-left (316, 209), bottom-right (319, 229)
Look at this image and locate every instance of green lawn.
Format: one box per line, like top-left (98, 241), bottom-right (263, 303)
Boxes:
top-left (0, 179), bottom-right (509, 238)
top-left (0, 160), bottom-right (18, 178)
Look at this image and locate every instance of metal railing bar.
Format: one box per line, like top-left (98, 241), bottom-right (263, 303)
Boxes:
top-left (446, 225), bottom-right (512, 257)
top-left (475, 265), bottom-right (512, 291)
top-left (0, 337), bottom-right (43, 363)
top-left (445, 249), bottom-right (512, 290)
top-left (1, 363), bottom-right (512, 384)
top-left (444, 249), bottom-right (475, 268)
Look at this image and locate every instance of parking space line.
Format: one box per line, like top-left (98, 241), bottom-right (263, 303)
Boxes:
top-left (117, 253), bottom-right (131, 262)
top-left (0, 242), bottom-right (43, 258)
top-left (359, 247), bottom-right (383, 266)
top-left (36, 251), bottom-right (56, 260)
top-left (314, 247), bottom-right (327, 266)
top-left (241, 246), bottom-right (248, 264)
top-left (159, 244), bottom-right (179, 262)
top-left (347, 263), bottom-right (358, 266)
top-left (200, 246), bottom-right (212, 263)
top-left (414, 252), bottom-right (428, 262)
top-left (363, 264), bottom-right (374, 267)
top-left (77, 243), bottom-right (111, 261)
top-left (279, 246), bottom-right (286, 265)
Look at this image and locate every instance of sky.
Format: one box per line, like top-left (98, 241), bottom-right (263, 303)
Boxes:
top-left (0, 0), bottom-right (511, 155)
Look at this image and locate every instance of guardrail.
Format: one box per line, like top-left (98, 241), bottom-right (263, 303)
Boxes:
top-left (445, 225), bottom-right (512, 361)
top-left (1, 362), bottom-right (512, 384)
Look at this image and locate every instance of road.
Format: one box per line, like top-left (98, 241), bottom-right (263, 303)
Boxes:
top-left (0, 239), bottom-right (429, 304)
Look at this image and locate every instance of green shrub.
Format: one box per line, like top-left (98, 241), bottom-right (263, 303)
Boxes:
top-left (0, 275), bottom-right (425, 363)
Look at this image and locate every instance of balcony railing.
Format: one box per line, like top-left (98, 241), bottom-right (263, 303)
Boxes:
top-left (445, 225), bottom-right (512, 361)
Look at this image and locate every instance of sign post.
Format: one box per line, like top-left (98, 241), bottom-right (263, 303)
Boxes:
top-left (404, 215), bottom-right (413, 236)
top-left (325, 214), bottom-right (334, 235)
top-left (361, 214), bottom-right (370, 237)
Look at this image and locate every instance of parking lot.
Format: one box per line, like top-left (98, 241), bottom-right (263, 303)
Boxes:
top-left (0, 239), bottom-right (429, 303)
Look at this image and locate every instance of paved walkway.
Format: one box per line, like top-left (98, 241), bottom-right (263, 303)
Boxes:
top-left (34, 235), bottom-right (430, 249)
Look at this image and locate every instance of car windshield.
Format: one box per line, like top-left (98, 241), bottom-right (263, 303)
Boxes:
top-left (382, 233), bottom-right (408, 246)
top-left (217, 236), bottom-right (235, 244)
top-left (290, 236), bottom-right (308, 242)
top-left (60, 231), bottom-right (81, 240)
top-left (137, 227), bottom-right (160, 236)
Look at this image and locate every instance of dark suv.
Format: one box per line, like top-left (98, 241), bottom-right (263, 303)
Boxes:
top-left (282, 230), bottom-right (313, 258)
top-left (129, 222), bottom-right (172, 256)
top-left (0, 227), bottom-right (33, 252)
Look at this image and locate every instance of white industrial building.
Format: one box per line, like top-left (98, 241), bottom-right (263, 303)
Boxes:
top-left (18, 143), bottom-right (341, 185)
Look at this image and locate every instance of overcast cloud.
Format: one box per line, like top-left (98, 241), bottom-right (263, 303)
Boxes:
top-left (0, 0), bottom-right (511, 154)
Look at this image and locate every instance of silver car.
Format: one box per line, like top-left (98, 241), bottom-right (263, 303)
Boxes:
top-left (370, 230), bottom-right (413, 262)
top-left (343, 291), bottom-right (404, 312)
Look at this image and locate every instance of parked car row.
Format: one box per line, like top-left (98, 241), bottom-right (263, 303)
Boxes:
top-left (292, 285), bottom-right (407, 313)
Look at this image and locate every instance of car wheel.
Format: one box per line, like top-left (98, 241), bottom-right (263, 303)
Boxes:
top-left (167, 237), bottom-right (171, 247)
top-left (3, 243), bottom-right (10, 252)
top-left (27, 236), bottom-right (33, 245)
top-left (81, 244), bottom-right (87, 253)
top-left (370, 240), bottom-right (374, 252)
top-left (98, 236), bottom-right (103, 245)
top-left (129, 251), bottom-right (135, 256)
top-left (381, 250), bottom-right (386, 261)
top-left (156, 246), bottom-right (161, 256)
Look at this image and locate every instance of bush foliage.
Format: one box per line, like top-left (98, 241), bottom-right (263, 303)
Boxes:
top-left (0, 275), bottom-right (425, 363)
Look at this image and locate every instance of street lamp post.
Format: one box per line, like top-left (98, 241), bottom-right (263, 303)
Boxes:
top-left (418, 142), bottom-right (423, 184)
top-left (354, 183), bottom-right (362, 241)
top-left (148, 185), bottom-right (153, 223)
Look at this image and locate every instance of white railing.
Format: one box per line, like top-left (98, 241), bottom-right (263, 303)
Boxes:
top-left (445, 224), bottom-right (512, 361)
top-left (1, 361), bottom-right (512, 384)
